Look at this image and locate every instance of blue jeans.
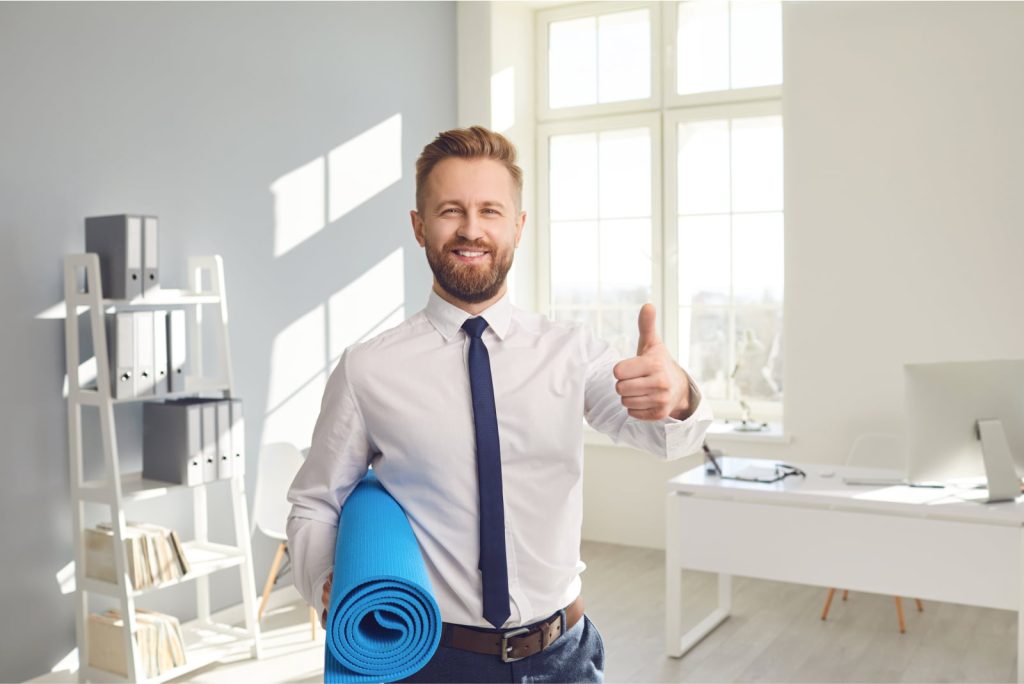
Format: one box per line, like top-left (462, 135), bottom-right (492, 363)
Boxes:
top-left (396, 615), bottom-right (605, 683)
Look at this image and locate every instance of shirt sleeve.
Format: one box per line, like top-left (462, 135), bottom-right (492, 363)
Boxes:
top-left (286, 348), bottom-right (373, 609)
top-left (581, 325), bottom-right (714, 460)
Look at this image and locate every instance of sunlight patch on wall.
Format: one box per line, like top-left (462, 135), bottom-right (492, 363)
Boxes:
top-left (49, 647), bottom-right (78, 675)
top-left (328, 114), bottom-right (403, 223)
top-left (272, 115), bottom-right (404, 258)
top-left (62, 357), bottom-right (98, 398)
top-left (262, 248), bottom-right (407, 449)
top-left (36, 300), bottom-right (72, 319)
top-left (262, 304), bottom-right (327, 446)
top-left (271, 157), bottom-right (327, 258)
top-left (328, 248), bottom-right (405, 360)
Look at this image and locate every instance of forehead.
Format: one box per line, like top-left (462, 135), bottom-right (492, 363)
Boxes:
top-left (425, 157), bottom-right (516, 205)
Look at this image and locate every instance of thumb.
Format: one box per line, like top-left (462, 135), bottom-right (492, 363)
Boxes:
top-left (637, 303), bottom-right (660, 355)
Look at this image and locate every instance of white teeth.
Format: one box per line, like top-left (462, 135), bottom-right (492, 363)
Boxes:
top-left (455, 250), bottom-right (485, 257)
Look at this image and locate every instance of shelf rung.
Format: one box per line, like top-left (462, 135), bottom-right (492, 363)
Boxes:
top-left (82, 619), bottom-right (254, 684)
top-left (81, 541), bottom-right (246, 598)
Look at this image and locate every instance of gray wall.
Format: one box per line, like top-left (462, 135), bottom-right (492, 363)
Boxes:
top-left (0, 2), bottom-right (454, 680)
top-left (583, 1), bottom-right (1024, 549)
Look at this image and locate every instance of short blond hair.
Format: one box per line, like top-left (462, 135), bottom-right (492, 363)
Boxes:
top-left (415, 125), bottom-right (523, 214)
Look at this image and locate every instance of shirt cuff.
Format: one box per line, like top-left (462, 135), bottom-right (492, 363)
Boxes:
top-left (664, 393), bottom-right (714, 459)
top-left (314, 566), bottom-right (333, 615)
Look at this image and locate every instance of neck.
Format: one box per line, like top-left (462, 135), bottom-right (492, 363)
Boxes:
top-left (432, 281), bottom-right (506, 316)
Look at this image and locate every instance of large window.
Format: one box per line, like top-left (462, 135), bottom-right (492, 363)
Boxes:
top-left (538, 1), bottom-right (784, 421)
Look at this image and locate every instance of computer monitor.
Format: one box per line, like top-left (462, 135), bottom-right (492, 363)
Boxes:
top-left (905, 360), bottom-right (1024, 501)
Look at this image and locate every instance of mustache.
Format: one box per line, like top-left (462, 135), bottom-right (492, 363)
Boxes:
top-left (444, 238), bottom-right (495, 251)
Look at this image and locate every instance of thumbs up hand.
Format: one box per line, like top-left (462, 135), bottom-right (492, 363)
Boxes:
top-left (613, 304), bottom-right (694, 421)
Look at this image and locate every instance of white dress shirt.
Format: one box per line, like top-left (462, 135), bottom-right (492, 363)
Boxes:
top-left (286, 290), bottom-right (713, 628)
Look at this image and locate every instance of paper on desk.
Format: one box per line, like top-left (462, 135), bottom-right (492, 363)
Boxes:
top-left (733, 466), bottom-right (779, 481)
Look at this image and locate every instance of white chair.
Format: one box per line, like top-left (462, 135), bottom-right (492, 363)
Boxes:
top-left (820, 433), bottom-right (924, 633)
top-left (252, 442), bottom-right (318, 639)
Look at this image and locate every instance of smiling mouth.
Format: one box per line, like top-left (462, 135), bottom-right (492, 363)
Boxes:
top-left (451, 249), bottom-right (490, 261)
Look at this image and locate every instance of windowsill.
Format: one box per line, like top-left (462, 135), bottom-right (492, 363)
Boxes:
top-left (705, 420), bottom-right (790, 444)
top-left (582, 419), bottom-right (790, 449)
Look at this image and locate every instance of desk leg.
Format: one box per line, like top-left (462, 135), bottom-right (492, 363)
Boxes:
top-left (1018, 528), bottom-right (1023, 683)
top-left (666, 493), bottom-right (731, 658)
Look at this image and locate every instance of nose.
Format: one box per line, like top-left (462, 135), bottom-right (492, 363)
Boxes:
top-left (456, 212), bottom-right (486, 242)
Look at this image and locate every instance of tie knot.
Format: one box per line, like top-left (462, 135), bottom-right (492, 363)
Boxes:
top-left (461, 316), bottom-right (489, 339)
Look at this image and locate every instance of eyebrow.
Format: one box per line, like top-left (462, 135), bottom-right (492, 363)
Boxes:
top-left (434, 199), bottom-right (509, 211)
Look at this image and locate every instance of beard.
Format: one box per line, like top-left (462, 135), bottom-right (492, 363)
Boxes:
top-left (425, 237), bottom-right (514, 304)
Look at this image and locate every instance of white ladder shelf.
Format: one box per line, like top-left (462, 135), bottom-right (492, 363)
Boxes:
top-left (64, 253), bottom-right (262, 683)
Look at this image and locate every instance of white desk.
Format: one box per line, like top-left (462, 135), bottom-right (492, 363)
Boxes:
top-left (665, 458), bottom-right (1024, 682)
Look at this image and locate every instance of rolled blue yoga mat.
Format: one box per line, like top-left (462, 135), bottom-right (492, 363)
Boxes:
top-left (324, 471), bottom-right (442, 683)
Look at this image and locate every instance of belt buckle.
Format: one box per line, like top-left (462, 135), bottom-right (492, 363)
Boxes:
top-left (500, 627), bottom-right (531, 663)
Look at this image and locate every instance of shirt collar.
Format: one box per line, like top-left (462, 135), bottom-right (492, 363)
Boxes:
top-left (425, 288), bottom-right (513, 342)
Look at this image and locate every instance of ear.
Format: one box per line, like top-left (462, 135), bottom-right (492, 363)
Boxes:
top-left (410, 210), bottom-right (425, 247)
top-left (514, 211), bottom-right (527, 248)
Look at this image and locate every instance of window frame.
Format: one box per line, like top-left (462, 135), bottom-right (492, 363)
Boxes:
top-left (537, 0), bottom-right (784, 423)
top-left (536, 1), bottom-right (663, 122)
top-left (537, 111), bottom-right (664, 343)
top-left (663, 100), bottom-right (784, 421)
top-left (661, 0), bottom-right (783, 110)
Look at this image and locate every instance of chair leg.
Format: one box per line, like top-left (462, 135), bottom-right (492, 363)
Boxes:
top-left (894, 596), bottom-right (906, 633)
top-left (258, 541), bottom-right (288, 621)
top-left (842, 589), bottom-right (849, 601)
top-left (915, 598), bottom-right (924, 612)
top-left (310, 606), bottom-right (318, 641)
top-left (821, 588), bottom-right (837, 620)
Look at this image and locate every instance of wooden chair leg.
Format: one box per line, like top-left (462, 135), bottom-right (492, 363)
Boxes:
top-left (821, 588), bottom-right (837, 620)
top-left (258, 541), bottom-right (287, 621)
top-left (842, 589), bottom-right (849, 601)
top-left (894, 596), bottom-right (906, 633)
top-left (915, 598), bottom-right (924, 612)
top-left (310, 606), bottom-right (318, 641)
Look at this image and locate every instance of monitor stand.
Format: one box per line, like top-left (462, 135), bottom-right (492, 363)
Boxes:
top-left (976, 419), bottom-right (1022, 503)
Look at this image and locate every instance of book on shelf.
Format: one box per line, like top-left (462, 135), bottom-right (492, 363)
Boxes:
top-left (88, 608), bottom-right (185, 678)
top-left (85, 521), bottom-right (189, 589)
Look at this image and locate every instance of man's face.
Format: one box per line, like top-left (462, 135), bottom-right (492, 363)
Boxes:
top-left (411, 157), bottom-right (526, 305)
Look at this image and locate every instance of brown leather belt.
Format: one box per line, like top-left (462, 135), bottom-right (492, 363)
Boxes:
top-left (440, 596), bottom-right (585, 663)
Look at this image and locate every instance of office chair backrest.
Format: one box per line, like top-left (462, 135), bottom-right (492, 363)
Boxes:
top-left (846, 432), bottom-right (906, 470)
top-left (252, 442), bottom-right (306, 540)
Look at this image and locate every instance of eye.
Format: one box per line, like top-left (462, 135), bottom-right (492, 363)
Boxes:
top-left (442, 207), bottom-right (461, 215)
top-left (483, 208), bottom-right (500, 215)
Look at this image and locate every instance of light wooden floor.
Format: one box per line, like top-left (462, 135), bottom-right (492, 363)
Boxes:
top-left (51, 540), bottom-right (1014, 683)
top-left (580, 540), bottom-right (1017, 683)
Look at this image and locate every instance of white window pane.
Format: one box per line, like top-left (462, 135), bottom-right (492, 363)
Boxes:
top-left (549, 17), bottom-right (597, 109)
top-left (731, 116), bottom-right (783, 213)
top-left (600, 218), bottom-right (652, 307)
top-left (599, 127), bottom-right (651, 219)
top-left (550, 133), bottom-right (598, 221)
top-left (677, 119), bottom-right (730, 215)
top-left (732, 212), bottom-right (784, 306)
top-left (601, 307), bottom-right (644, 360)
top-left (679, 308), bottom-right (730, 399)
top-left (598, 9), bottom-right (651, 104)
top-left (734, 308), bottom-right (783, 400)
top-left (679, 215), bottom-right (730, 307)
top-left (677, 1), bottom-right (729, 95)
top-left (731, 2), bottom-right (783, 89)
top-left (551, 221), bottom-right (599, 307)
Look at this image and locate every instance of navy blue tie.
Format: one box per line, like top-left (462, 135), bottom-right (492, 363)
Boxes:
top-left (461, 316), bottom-right (511, 629)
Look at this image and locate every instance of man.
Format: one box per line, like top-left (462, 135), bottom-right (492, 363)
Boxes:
top-left (287, 125), bottom-right (712, 683)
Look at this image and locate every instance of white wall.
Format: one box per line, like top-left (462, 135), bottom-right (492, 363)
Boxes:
top-left (583, 1), bottom-right (1024, 550)
top-left (457, 1), bottom-right (538, 311)
top-left (0, 3), bottom-right (456, 681)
